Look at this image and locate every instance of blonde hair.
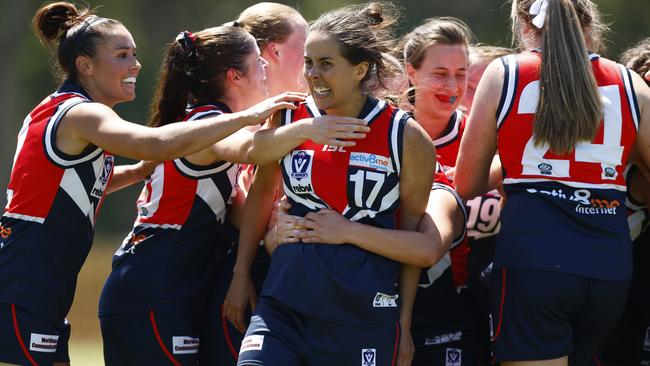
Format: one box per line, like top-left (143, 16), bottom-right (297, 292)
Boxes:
top-left (236, 3), bottom-right (304, 49)
top-left (512, 0), bottom-right (604, 154)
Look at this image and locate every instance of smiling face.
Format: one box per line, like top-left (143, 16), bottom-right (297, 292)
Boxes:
top-left (239, 41), bottom-right (269, 108)
top-left (407, 43), bottom-right (468, 122)
top-left (303, 31), bottom-right (368, 116)
top-left (78, 24), bottom-right (141, 107)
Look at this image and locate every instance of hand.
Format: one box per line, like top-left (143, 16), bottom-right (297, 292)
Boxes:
top-left (136, 160), bottom-right (160, 178)
top-left (242, 92), bottom-right (307, 124)
top-left (297, 209), bottom-right (352, 244)
top-left (270, 200), bottom-right (307, 245)
top-left (223, 274), bottom-right (257, 333)
top-left (305, 116), bottom-right (369, 147)
top-left (396, 325), bottom-right (414, 366)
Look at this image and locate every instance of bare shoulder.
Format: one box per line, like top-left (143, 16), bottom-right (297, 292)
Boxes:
top-left (63, 101), bottom-right (121, 128)
top-left (403, 117), bottom-right (434, 154)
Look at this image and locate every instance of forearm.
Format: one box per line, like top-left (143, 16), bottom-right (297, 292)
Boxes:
top-left (106, 163), bottom-right (151, 194)
top-left (247, 119), bottom-right (312, 165)
top-left (398, 264), bottom-right (420, 330)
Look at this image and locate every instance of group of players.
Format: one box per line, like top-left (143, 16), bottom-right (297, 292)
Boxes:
top-left (0, 0), bottom-right (649, 365)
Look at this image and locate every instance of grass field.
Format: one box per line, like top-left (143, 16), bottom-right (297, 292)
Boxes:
top-left (66, 238), bottom-right (118, 365)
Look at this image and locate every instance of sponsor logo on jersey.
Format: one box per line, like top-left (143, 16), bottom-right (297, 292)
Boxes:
top-left (323, 144), bottom-right (346, 153)
top-left (240, 335), bottom-right (264, 353)
top-left (424, 331), bottom-right (463, 346)
top-left (172, 336), bottom-right (199, 354)
top-left (292, 183), bottom-right (313, 193)
top-left (603, 166), bottom-right (618, 180)
top-left (350, 153), bottom-right (394, 173)
top-left (526, 188), bottom-right (620, 215)
top-left (445, 348), bottom-right (462, 366)
top-left (644, 326), bottom-right (650, 351)
top-left (361, 348), bottom-right (376, 366)
top-left (373, 292), bottom-right (398, 307)
top-left (291, 151), bottom-right (312, 180)
top-left (537, 163), bottom-right (553, 175)
top-left (29, 333), bottom-right (59, 353)
top-left (90, 155), bottom-right (115, 199)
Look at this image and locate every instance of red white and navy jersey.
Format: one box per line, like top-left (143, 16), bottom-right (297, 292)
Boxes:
top-left (434, 110), bottom-right (465, 172)
top-left (0, 80), bottom-right (114, 325)
top-left (495, 52), bottom-right (640, 280)
top-left (262, 96), bottom-right (408, 326)
top-left (98, 102), bottom-right (239, 324)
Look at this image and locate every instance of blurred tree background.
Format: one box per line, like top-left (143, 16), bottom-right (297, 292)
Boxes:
top-left (1, 0), bottom-right (649, 363)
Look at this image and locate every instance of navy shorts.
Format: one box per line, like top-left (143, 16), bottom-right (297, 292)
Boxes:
top-left (100, 311), bottom-right (200, 366)
top-left (411, 328), bottom-right (477, 366)
top-left (0, 303), bottom-right (62, 365)
top-left (54, 318), bottom-right (71, 363)
top-left (491, 268), bottom-right (629, 364)
top-left (237, 297), bottom-right (400, 366)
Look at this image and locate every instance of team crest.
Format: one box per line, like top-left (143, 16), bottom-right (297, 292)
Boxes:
top-left (445, 348), bottom-right (461, 366)
top-left (361, 348), bottom-right (376, 366)
top-left (291, 150), bottom-right (313, 180)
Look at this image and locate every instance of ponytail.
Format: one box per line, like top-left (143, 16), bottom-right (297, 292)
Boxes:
top-left (533, 0), bottom-right (602, 154)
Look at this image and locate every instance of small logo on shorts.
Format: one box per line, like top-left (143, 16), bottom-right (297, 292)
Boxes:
top-left (29, 333), bottom-right (59, 353)
top-left (361, 348), bottom-right (376, 366)
top-left (643, 326), bottom-right (650, 351)
top-left (445, 348), bottom-right (462, 366)
top-left (240, 335), bottom-right (264, 354)
top-left (373, 292), bottom-right (398, 307)
top-left (172, 336), bottom-right (199, 354)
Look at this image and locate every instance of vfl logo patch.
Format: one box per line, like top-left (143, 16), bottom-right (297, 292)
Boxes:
top-left (91, 155), bottom-right (115, 199)
top-left (537, 163), bottom-right (552, 175)
top-left (603, 166), bottom-right (618, 180)
top-left (172, 336), bottom-right (199, 354)
top-left (445, 348), bottom-right (462, 366)
top-left (240, 335), bottom-right (264, 353)
top-left (373, 292), bottom-right (398, 308)
top-left (361, 348), bottom-right (376, 366)
top-left (349, 153), bottom-right (394, 173)
top-left (291, 150), bottom-right (312, 180)
top-left (29, 333), bottom-right (59, 353)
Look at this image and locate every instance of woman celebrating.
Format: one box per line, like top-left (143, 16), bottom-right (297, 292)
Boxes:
top-left (0, 2), bottom-right (307, 365)
top-left (456, 0), bottom-right (650, 365)
top-left (237, 3), bottom-right (437, 365)
top-left (97, 24), bottom-right (368, 365)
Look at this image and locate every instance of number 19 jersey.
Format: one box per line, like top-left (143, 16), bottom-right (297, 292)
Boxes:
top-left (261, 96), bottom-right (408, 327)
top-left (495, 52), bottom-right (639, 280)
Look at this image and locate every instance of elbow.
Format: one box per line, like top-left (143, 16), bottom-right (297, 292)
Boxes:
top-left (417, 245), bottom-right (441, 268)
top-left (455, 181), bottom-right (477, 200)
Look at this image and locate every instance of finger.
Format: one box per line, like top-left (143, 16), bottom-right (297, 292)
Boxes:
top-left (327, 140), bottom-right (357, 147)
top-left (339, 123), bottom-right (370, 132)
top-left (334, 132), bottom-right (366, 140)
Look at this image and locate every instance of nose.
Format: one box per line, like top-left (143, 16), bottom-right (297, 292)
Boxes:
top-left (306, 65), bottom-right (319, 80)
top-left (132, 58), bottom-right (142, 73)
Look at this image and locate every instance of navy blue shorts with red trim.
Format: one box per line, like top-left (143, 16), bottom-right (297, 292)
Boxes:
top-left (100, 311), bottom-right (199, 366)
top-left (491, 268), bottom-right (628, 364)
top-left (237, 297), bottom-right (400, 366)
top-left (0, 303), bottom-right (61, 365)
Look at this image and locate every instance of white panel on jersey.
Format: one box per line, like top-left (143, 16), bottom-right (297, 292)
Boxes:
top-left (432, 111), bottom-right (461, 147)
top-left (3, 212), bottom-right (45, 224)
top-left (364, 99), bottom-right (386, 122)
top-left (137, 164), bottom-right (165, 220)
top-left (60, 168), bottom-right (93, 220)
top-left (5, 189), bottom-right (12, 210)
top-left (196, 178), bottom-right (227, 224)
top-left (619, 64), bottom-right (640, 130)
top-left (12, 114), bottom-right (32, 167)
top-left (346, 183), bottom-right (400, 222)
top-left (174, 159), bottom-right (233, 178)
top-left (502, 177), bottom-right (626, 191)
top-left (420, 253), bottom-right (451, 288)
top-left (391, 110), bottom-right (405, 175)
top-left (44, 98), bottom-right (103, 167)
top-left (497, 55), bottom-right (518, 128)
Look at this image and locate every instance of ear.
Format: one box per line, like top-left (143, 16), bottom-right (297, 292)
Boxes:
top-left (226, 68), bottom-right (244, 87)
top-left (354, 61), bottom-right (369, 82)
top-left (75, 55), bottom-right (93, 76)
top-left (405, 63), bottom-right (416, 86)
top-left (263, 42), bottom-right (281, 63)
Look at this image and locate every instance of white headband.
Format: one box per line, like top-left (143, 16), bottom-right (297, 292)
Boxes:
top-left (529, 0), bottom-right (550, 29)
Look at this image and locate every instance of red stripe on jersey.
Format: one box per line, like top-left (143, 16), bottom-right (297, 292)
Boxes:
top-left (498, 52), bottom-right (637, 188)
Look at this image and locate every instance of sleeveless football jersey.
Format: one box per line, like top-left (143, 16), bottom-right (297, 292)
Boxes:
top-left (98, 102), bottom-right (239, 325)
top-left (261, 96), bottom-right (408, 326)
top-left (0, 80), bottom-right (114, 325)
top-left (495, 52), bottom-right (639, 279)
top-left (625, 165), bottom-right (649, 241)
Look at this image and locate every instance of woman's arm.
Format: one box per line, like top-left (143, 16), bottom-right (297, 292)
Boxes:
top-left (223, 163), bottom-right (282, 332)
top-left (106, 161), bottom-right (159, 194)
top-left (455, 59), bottom-right (504, 199)
top-left (56, 93), bottom-right (304, 161)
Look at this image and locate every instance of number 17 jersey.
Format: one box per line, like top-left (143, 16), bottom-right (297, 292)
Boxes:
top-left (261, 96), bottom-right (409, 327)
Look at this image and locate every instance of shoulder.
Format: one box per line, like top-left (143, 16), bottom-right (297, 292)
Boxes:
top-left (402, 118), bottom-right (435, 163)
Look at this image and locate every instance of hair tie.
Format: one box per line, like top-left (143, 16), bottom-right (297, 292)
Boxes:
top-left (176, 31), bottom-right (197, 58)
top-left (70, 15), bottom-right (107, 51)
top-left (529, 0), bottom-right (550, 29)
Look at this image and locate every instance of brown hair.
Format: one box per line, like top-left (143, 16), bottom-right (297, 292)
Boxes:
top-left (512, 0), bottom-right (604, 154)
top-left (32, 1), bottom-right (122, 82)
top-left (620, 38), bottom-right (650, 86)
top-left (236, 2), bottom-right (303, 50)
top-left (310, 2), bottom-right (399, 93)
top-left (147, 26), bottom-right (256, 127)
top-left (469, 44), bottom-right (513, 63)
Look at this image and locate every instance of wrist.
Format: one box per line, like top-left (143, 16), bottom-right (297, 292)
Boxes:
top-left (295, 118), bottom-right (314, 140)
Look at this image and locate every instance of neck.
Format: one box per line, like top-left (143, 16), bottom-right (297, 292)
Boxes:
top-left (76, 78), bottom-right (116, 108)
top-left (218, 92), bottom-right (245, 113)
top-left (414, 109), bottom-right (454, 141)
top-left (326, 91), bottom-right (368, 118)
